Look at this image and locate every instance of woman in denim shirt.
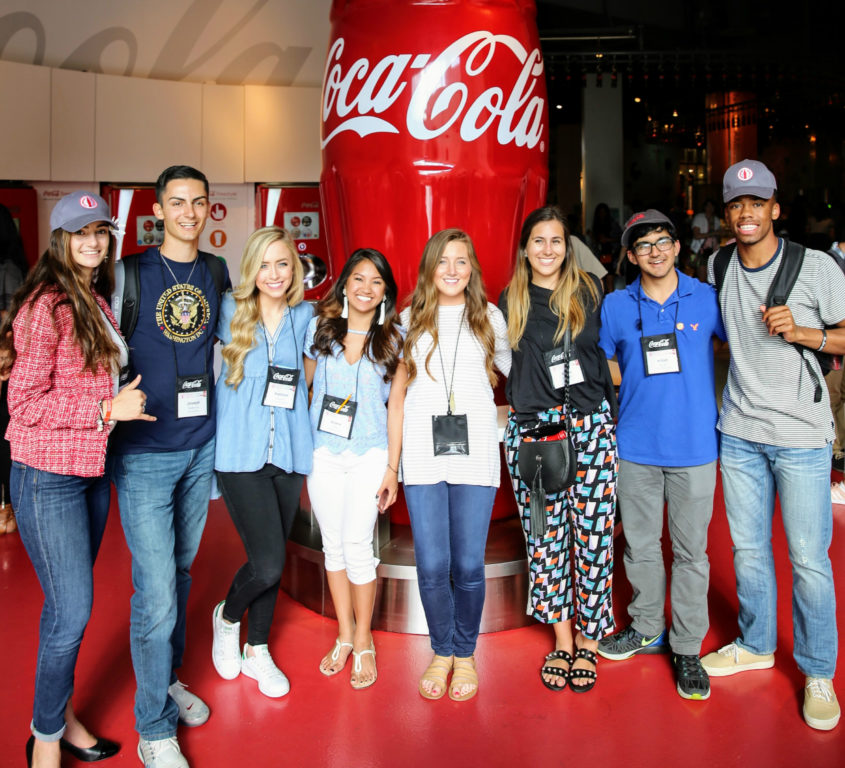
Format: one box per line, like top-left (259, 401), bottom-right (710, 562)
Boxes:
top-left (210, 226), bottom-right (313, 698)
top-left (304, 248), bottom-right (405, 690)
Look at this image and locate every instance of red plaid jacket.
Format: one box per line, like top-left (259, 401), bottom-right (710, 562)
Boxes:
top-left (7, 289), bottom-right (118, 477)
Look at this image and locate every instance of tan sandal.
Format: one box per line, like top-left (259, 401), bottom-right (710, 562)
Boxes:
top-left (0, 504), bottom-right (15, 535)
top-left (449, 656), bottom-right (478, 701)
top-left (418, 654), bottom-right (453, 700)
top-left (319, 638), bottom-right (353, 676)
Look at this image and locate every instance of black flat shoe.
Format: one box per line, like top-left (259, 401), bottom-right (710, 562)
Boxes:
top-left (59, 736), bottom-right (120, 762)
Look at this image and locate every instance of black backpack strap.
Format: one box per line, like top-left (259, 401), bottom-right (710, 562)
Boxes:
top-left (712, 245), bottom-right (734, 295)
top-left (764, 241), bottom-right (823, 403)
top-left (117, 253), bottom-right (141, 341)
top-left (765, 239), bottom-right (803, 309)
top-left (203, 252), bottom-right (227, 298)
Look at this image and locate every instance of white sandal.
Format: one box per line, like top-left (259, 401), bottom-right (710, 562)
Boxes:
top-left (350, 645), bottom-right (377, 690)
top-left (319, 638), bottom-right (354, 676)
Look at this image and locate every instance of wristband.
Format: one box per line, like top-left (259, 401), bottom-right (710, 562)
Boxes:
top-left (387, 463), bottom-right (398, 474)
top-left (818, 329), bottom-right (827, 352)
top-left (103, 398), bottom-right (113, 422)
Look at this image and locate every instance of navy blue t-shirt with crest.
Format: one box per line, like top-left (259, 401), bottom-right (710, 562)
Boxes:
top-left (111, 247), bottom-right (230, 454)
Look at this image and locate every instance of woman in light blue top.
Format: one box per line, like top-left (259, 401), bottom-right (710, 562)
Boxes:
top-left (304, 248), bottom-right (406, 690)
top-left (210, 226), bottom-right (313, 699)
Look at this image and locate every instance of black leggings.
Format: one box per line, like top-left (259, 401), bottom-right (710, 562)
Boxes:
top-left (216, 464), bottom-right (304, 646)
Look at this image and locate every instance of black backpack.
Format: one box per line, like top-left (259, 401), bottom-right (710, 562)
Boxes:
top-left (111, 251), bottom-right (228, 341)
top-left (713, 240), bottom-right (843, 403)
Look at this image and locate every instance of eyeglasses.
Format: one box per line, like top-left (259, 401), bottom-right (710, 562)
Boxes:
top-left (632, 236), bottom-right (675, 256)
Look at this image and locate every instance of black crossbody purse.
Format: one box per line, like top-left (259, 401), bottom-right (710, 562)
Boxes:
top-left (517, 328), bottom-right (578, 538)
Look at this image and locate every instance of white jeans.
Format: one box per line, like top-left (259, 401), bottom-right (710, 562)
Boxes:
top-left (306, 446), bottom-right (386, 585)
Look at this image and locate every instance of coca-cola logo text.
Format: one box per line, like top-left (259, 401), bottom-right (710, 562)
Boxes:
top-left (322, 32), bottom-right (545, 150)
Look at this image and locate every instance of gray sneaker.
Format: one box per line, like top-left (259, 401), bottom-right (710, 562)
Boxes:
top-left (138, 737), bottom-right (188, 768)
top-left (167, 680), bottom-right (209, 727)
top-left (597, 624), bottom-right (668, 661)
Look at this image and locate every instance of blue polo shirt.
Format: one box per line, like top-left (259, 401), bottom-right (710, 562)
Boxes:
top-left (599, 270), bottom-right (725, 467)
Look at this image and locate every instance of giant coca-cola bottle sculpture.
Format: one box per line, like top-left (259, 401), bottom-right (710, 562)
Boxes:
top-left (320, 0), bottom-right (549, 304)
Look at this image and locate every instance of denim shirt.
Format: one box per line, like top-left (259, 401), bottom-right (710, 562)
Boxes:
top-left (304, 316), bottom-right (400, 456)
top-left (215, 293), bottom-right (314, 474)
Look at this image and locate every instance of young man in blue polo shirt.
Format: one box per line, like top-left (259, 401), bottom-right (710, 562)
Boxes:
top-left (596, 210), bottom-right (725, 700)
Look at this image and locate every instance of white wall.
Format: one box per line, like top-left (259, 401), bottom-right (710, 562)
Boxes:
top-left (0, 0), bottom-right (330, 87)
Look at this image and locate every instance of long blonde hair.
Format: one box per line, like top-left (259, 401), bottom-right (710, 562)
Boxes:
top-left (404, 228), bottom-right (497, 387)
top-left (504, 206), bottom-right (600, 349)
top-left (222, 226), bottom-right (304, 388)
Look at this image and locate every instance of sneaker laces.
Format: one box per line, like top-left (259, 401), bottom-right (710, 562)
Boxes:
top-left (142, 737), bottom-right (180, 758)
top-left (248, 646), bottom-right (283, 678)
top-left (717, 643), bottom-right (742, 662)
top-left (806, 678), bottom-right (834, 702)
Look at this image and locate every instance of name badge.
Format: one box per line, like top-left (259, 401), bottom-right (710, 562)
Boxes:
top-left (175, 374), bottom-right (209, 418)
top-left (262, 366), bottom-right (299, 409)
top-left (640, 333), bottom-right (682, 375)
top-left (318, 394), bottom-right (357, 439)
top-left (544, 347), bottom-right (586, 389)
top-left (431, 414), bottom-right (470, 456)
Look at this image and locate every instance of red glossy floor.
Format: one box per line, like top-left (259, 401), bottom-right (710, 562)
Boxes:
top-left (1, 474), bottom-right (843, 768)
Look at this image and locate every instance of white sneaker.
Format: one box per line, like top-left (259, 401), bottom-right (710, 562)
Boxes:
top-left (240, 644), bottom-right (290, 698)
top-left (831, 481), bottom-right (845, 506)
top-left (167, 680), bottom-right (209, 727)
top-left (138, 736), bottom-right (189, 768)
top-left (211, 601), bottom-right (242, 680)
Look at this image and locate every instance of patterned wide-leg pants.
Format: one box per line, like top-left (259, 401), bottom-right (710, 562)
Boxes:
top-left (505, 401), bottom-right (617, 640)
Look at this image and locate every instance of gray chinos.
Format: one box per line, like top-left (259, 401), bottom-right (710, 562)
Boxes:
top-left (617, 458), bottom-right (717, 656)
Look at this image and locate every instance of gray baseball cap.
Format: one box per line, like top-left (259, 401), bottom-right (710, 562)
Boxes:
top-left (722, 160), bottom-right (777, 203)
top-left (621, 209), bottom-right (673, 248)
top-left (50, 191), bottom-right (112, 233)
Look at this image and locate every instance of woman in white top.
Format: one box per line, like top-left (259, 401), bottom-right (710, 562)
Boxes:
top-left (401, 228), bottom-right (510, 702)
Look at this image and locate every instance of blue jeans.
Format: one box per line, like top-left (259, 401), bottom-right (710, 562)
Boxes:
top-left (11, 462), bottom-right (111, 740)
top-left (404, 482), bottom-right (496, 658)
top-left (719, 433), bottom-right (837, 677)
top-left (112, 438), bottom-right (215, 740)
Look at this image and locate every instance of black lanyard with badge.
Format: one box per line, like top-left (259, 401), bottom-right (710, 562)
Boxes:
top-left (317, 345), bottom-right (361, 440)
top-left (431, 308), bottom-right (469, 456)
top-left (159, 255), bottom-right (212, 419)
top-left (638, 288), bottom-right (682, 376)
top-left (261, 308), bottom-right (301, 409)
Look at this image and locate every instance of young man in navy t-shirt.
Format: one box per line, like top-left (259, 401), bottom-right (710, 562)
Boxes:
top-left (111, 165), bottom-right (230, 768)
top-left (596, 210), bottom-right (725, 702)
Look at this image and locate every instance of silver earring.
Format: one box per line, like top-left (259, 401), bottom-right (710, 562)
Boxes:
top-left (341, 289), bottom-right (349, 319)
top-left (378, 300), bottom-right (385, 325)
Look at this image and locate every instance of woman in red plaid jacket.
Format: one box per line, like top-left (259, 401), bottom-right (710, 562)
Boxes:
top-left (1, 191), bottom-right (153, 768)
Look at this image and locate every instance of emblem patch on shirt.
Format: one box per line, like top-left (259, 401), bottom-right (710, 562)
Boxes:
top-left (155, 283), bottom-right (210, 343)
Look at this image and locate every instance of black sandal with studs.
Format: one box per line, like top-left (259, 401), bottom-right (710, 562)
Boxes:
top-left (540, 649), bottom-right (572, 691)
top-left (569, 647), bottom-right (598, 693)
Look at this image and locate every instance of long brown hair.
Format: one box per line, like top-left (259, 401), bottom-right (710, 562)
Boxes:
top-left (404, 228), bottom-right (497, 387)
top-left (0, 226), bottom-right (119, 376)
top-left (310, 248), bottom-right (402, 382)
top-left (504, 206), bottom-right (600, 349)
top-left (222, 227), bottom-right (304, 388)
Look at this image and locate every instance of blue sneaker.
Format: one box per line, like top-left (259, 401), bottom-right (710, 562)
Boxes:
top-left (597, 624), bottom-right (668, 661)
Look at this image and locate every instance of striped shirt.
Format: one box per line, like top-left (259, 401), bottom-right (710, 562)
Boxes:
top-left (400, 302), bottom-right (511, 487)
top-left (708, 240), bottom-right (845, 448)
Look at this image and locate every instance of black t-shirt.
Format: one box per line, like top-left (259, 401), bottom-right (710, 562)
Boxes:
top-left (498, 276), bottom-right (612, 418)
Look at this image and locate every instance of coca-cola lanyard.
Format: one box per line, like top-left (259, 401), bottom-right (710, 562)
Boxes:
top-left (637, 286), bottom-right (682, 376)
top-left (157, 254), bottom-right (212, 378)
top-left (261, 306), bottom-right (294, 363)
top-left (436, 307), bottom-right (465, 415)
top-left (323, 333), bottom-right (364, 402)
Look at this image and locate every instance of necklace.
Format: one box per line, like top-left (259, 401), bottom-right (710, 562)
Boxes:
top-left (159, 251), bottom-right (198, 286)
